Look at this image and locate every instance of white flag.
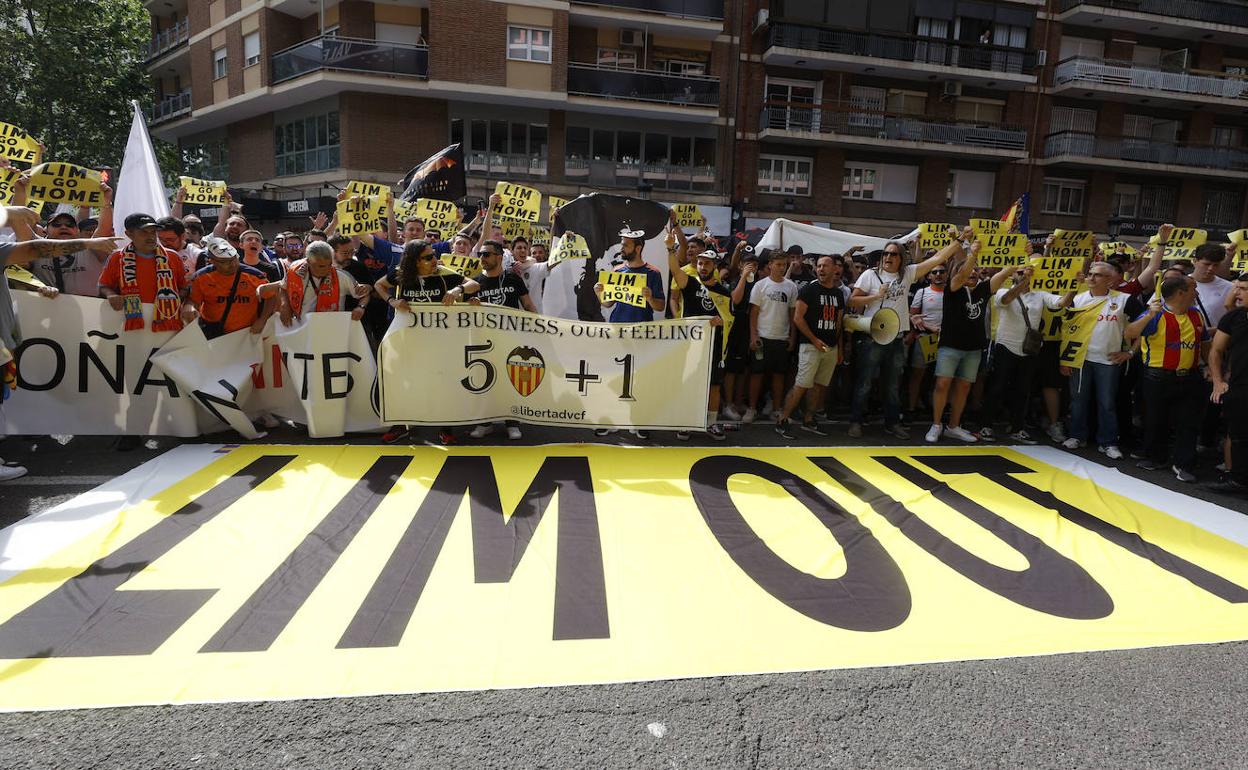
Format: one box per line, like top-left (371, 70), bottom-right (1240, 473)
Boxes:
top-left (112, 100), bottom-right (170, 239)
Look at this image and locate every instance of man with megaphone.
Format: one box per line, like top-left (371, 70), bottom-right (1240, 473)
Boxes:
top-left (846, 226), bottom-right (969, 439)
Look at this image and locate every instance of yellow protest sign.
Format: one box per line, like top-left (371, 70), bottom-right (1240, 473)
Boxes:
top-left (495, 182), bottom-right (541, 223)
top-left (0, 121), bottom-right (41, 165)
top-left (498, 217), bottom-right (531, 242)
top-left (5, 265), bottom-right (46, 288)
top-left (969, 218), bottom-right (1004, 235)
top-left (1028, 256), bottom-right (1084, 293)
top-left (1051, 229), bottom-right (1095, 260)
top-left (917, 333), bottom-right (939, 364)
top-left (1040, 306), bottom-right (1065, 342)
top-left (1099, 242), bottom-right (1137, 259)
top-left (598, 269), bottom-right (647, 307)
top-left (391, 199), bottom-right (419, 222)
top-left (548, 195), bottom-right (569, 216)
top-left (1057, 298), bottom-right (1107, 368)
top-left (335, 195), bottom-right (385, 237)
top-left (26, 162), bottom-right (103, 207)
top-left (550, 232), bottom-right (592, 267)
top-left (1151, 227), bottom-right (1207, 260)
top-left (442, 254), bottom-right (481, 278)
top-left (1228, 229), bottom-right (1248, 272)
top-left (413, 198), bottom-right (460, 234)
top-left (918, 223), bottom-right (956, 252)
top-left (975, 233), bottom-right (1029, 269)
top-left (0, 167), bottom-right (20, 205)
top-left (345, 180), bottom-right (387, 199)
top-left (530, 225), bottom-right (551, 248)
top-left (179, 176), bottom-right (226, 205)
top-left (672, 203), bottom-right (704, 231)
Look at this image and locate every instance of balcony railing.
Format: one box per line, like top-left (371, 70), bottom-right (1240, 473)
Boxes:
top-left (570, 0), bottom-right (724, 20)
top-left (1054, 57), bottom-right (1248, 100)
top-left (1057, 0), bottom-right (1248, 28)
top-left (1044, 131), bottom-right (1248, 171)
top-left (767, 22), bottom-right (1037, 75)
top-left (147, 18), bottom-right (189, 60)
top-left (467, 152), bottom-right (548, 178)
top-left (149, 89), bottom-right (192, 124)
top-left (565, 158), bottom-right (717, 191)
top-left (760, 104), bottom-right (1028, 152)
top-left (271, 36), bottom-right (429, 85)
top-left (567, 63), bottom-right (720, 106)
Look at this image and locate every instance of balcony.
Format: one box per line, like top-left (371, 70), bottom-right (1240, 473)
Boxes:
top-left (1056, 0), bottom-right (1248, 39)
top-left (568, 0), bottom-right (724, 38)
top-left (467, 153), bottom-right (549, 179)
top-left (1042, 131), bottom-right (1248, 178)
top-left (565, 158), bottom-right (717, 192)
top-left (758, 104), bottom-right (1028, 158)
top-left (149, 89), bottom-right (191, 125)
top-left (567, 63), bottom-right (720, 113)
top-left (571, 0), bottom-right (723, 19)
top-left (147, 18), bottom-right (189, 61)
top-left (764, 22), bottom-right (1037, 89)
top-left (1053, 57), bottom-right (1248, 110)
top-left (271, 36), bottom-right (429, 86)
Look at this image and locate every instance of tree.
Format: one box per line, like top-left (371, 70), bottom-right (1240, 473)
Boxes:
top-left (0, 0), bottom-right (153, 173)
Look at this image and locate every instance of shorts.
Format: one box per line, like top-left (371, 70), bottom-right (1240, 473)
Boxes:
top-left (795, 345), bottom-right (838, 389)
top-left (750, 338), bottom-right (790, 375)
top-left (1038, 340), bottom-right (1067, 389)
top-left (724, 319), bottom-right (751, 374)
top-left (934, 346), bottom-right (981, 382)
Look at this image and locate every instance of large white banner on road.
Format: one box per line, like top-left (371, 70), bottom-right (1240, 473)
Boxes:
top-left (378, 304), bottom-right (713, 430)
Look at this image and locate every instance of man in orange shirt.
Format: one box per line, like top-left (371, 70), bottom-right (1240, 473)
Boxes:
top-left (97, 213), bottom-right (192, 332)
top-left (189, 237), bottom-right (274, 339)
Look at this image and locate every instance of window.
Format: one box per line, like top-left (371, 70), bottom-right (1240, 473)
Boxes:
top-left (597, 48), bottom-right (638, 69)
top-left (843, 165), bottom-right (877, 200)
top-left (660, 60), bottom-right (707, 76)
top-left (947, 170), bottom-right (995, 208)
top-left (274, 111), bottom-right (340, 176)
top-left (1113, 183), bottom-right (1177, 221)
top-left (243, 33), bottom-right (260, 68)
top-left (992, 24), bottom-right (1028, 49)
top-left (1042, 178), bottom-right (1085, 215)
top-left (1202, 188), bottom-right (1244, 227)
top-left (1059, 36), bottom-right (1104, 61)
top-left (182, 138), bottom-right (229, 181)
top-left (461, 118), bottom-right (548, 158)
top-left (842, 162), bottom-right (918, 203)
top-left (1213, 126), bottom-right (1243, 147)
top-left (507, 26), bottom-right (551, 63)
top-left (1050, 106), bottom-right (1096, 134)
top-left (212, 47), bottom-right (227, 80)
top-left (955, 98), bottom-right (1005, 124)
top-left (374, 22), bottom-right (422, 45)
top-left (759, 154), bottom-right (813, 196)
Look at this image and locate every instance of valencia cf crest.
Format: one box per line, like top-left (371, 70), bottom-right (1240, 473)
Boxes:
top-left (506, 346), bottom-right (546, 397)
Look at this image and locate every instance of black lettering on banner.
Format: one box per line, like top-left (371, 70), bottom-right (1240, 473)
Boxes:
top-left (338, 455), bottom-right (608, 648)
top-left (135, 349), bottom-right (180, 397)
top-left (0, 456), bottom-right (294, 658)
top-left (292, 352), bottom-right (314, 399)
top-left (13, 338), bottom-right (65, 391)
top-left (201, 456), bottom-right (412, 653)
top-left (688, 456), bottom-right (911, 631)
top-left (813, 455), bottom-right (1113, 619)
top-left (928, 457), bottom-right (1248, 603)
top-left (78, 342), bottom-right (124, 394)
top-left (192, 380), bottom-right (243, 424)
top-left (322, 351), bottom-right (358, 400)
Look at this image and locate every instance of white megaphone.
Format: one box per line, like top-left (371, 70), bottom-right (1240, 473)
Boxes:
top-left (845, 307), bottom-right (901, 345)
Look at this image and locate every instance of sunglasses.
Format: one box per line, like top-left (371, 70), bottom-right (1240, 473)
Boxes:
top-left (883, 251), bottom-right (902, 257)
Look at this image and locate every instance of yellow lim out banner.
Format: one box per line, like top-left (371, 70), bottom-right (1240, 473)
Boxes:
top-left (1152, 227), bottom-right (1207, 260)
top-left (1028, 256), bottom-right (1084, 293)
top-left (336, 195), bottom-right (385, 237)
top-left (1228, 229), bottom-right (1248, 272)
top-left (0, 121), bottom-right (41, 165)
top-left (442, 254), bottom-right (480, 278)
top-left (26, 162), bottom-right (104, 207)
top-left (345, 180), bottom-right (387, 199)
top-left (918, 223), bottom-right (956, 251)
top-left (0, 444), bottom-right (1245, 712)
top-left (1099, 241), bottom-right (1137, 259)
top-left (969, 218), bottom-right (1004, 236)
top-left (0, 167), bottom-right (20, 205)
top-left (413, 198), bottom-right (460, 235)
top-left (495, 182), bottom-right (541, 223)
top-left (671, 203), bottom-right (704, 231)
top-left (975, 233), bottom-right (1029, 268)
top-left (178, 176), bottom-right (226, 205)
top-left (598, 270), bottom-right (647, 307)
top-left (550, 232), bottom-right (592, 266)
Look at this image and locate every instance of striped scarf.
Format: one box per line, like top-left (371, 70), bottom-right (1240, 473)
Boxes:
top-left (120, 246), bottom-right (183, 332)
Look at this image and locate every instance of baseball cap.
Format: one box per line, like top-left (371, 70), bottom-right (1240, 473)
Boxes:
top-left (46, 212), bottom-right (77, 227)
top-left (124, 213), bottom-right (158, 230)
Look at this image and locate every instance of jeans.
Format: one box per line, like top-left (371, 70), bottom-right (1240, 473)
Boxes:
top-left (850, 334), bottom-right (904, 425)
top-left (1141, 370), bottom-right (1205, 471)
top-left (984, 344), bottom-right (1038, 432)
top-left (1068, 361), bottom-right (1122, 446)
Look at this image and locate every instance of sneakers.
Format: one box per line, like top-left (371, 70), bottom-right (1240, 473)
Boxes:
top-left (629, 429), bottom-right (650, 440)
top-left (1046, 423), bottom-right (1067, 443)
top-left (506, 426), bottom-right (522, 441)
top-left (720, 404), bottom-right (743, 422)
top-left (1173, 465), bottom-right (1196, 483)
top-left (675, 431), bottom-right (691, 441)
top-left (800, 421), bottom-right (828, 437)
top-left (1008, 430), bottom-right (1038, 445)
top-left (438, 430), bottom-right (456, 446)
top-left (847, 422), bottom-right (863, 438)
top-left (1099, 445), bottom-right (1123, 460)
top-left (707, 424), bottom-right (727, 441)
top-left (469, 424), bottom-right (495, 439)
top-left (775, 419), bottom-right (795, 440)
top-left (978, 426), bottom-right (995, 441)
top-left (742, 407), bottom-right (758, 424)
top-left (1207, 477), bottom-right (1248, 494)
top-left (0, 462), bottom-right (27, 483)
top-left (886, 424), bottom-right (911, 440)
top-left (1135, 459), bottom-right (1165, 471)
top-left (945, 425), bottom-right (978, 443)
top-left (1129, 449), bottom-right (1148, 461)
top-left (925, 423), bottom-right (944, 443)
top-left (594, 428), bottom-right (617, 437)
top-left (382, 425), bottom-right (410, 444)
top-left (770, 411), bottom-right (783, 423)
top-left (1062, 437), bottom-right (1085, 450)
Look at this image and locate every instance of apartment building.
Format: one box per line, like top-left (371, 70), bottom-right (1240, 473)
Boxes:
top-left (145, 0), bottom-right (1248, 240)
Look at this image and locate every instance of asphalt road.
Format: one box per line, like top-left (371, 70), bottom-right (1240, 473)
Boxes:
top-left (0, 426), bottom-right (1245, 769)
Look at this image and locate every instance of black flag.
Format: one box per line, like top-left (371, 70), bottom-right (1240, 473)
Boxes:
top-left (397, 144), bottom-right (466, 202)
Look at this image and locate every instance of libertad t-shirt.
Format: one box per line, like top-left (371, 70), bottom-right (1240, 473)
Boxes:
top-left (798, 281), bottom-right (844, 347)
top-left (679, 275), bottom-right (732, 318)
top-left (939, 283), bottom-right (992, 351)
top-left (853, 264), bottom-right (919, 334)
top-left (472, 271), bottom-right (529, 309)
top-left (386, 268), bottom-right (464, 304)
top-left (1218, 308), bottom-right (1248, 390)
top-left (749, 276), bottom-right (798, 340)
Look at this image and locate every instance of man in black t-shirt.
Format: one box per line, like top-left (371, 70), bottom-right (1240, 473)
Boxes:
top-left (927, 242), bottom-right (994, 444)
top-left (467, 239), bottom-right (535, 312)
top-left (329, 235), bottom-right (374, 313)
top-left (777, 255), bottom-right (847, 439)
top-left (1209, 274), bottom-right (1248, 493)
top-left (721, 248), bottom-right (760, 421)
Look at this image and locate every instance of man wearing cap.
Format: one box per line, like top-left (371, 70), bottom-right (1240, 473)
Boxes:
top-left (97, 213), bottom-right (192, 332)
top-left (7, 174), bottom-right (114, 296)
top-left (188, 237), bottom-right (273, 339)
top-left (720, 244), bottom-right (760, 421)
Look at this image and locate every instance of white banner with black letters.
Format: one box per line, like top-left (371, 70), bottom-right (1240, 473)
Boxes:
top-left (377, 304), bottom-right (713, 430)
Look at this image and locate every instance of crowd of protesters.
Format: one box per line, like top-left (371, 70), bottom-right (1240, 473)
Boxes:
top-left (0, 175), bottom-right (1245, 499)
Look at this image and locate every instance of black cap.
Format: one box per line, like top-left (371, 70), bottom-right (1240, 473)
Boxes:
top-left (785, 245), bottom-right (804, 256)
top-left (124, 213), bottom-right (157, 231)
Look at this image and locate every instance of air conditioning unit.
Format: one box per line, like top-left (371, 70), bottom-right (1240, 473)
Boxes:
top-left (754, 8), bottom-right (770, 31)
top-left (620, 29), bottom-right (644, 47)
top-left (942, 81), bottom-right (963, 98)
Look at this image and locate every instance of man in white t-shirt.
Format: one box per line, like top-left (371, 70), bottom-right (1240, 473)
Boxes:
top-left (981, 264), bottom-right (1073, 443)
top-left (1191, 243), bottom-right (1233, 332)
top-left (745, 255), bottom-right (798, 423)
top-left (846, 228), bottom-right (966, 438)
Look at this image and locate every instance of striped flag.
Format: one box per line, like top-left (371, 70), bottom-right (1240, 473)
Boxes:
top-left (1000, 193), bottom-right (1029, 235)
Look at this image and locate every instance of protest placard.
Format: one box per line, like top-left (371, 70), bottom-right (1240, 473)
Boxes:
top-left (1050, 229), bottom-right (1095, 260)
top-left (548, 195), bottom-right (569, 216)
top-left (918, 223), bottom-right (956, 251)
top-left (598, 270), bottom-right (647, 307)
top-left (179, 176), bottom-right (226, 205)
top-left (415, 198), bottom-right (460, 233)
top-left (1028, 256), bottom-right (1084, 293)
top-left (495, 181), bottom-right (540, 223)
top-left (0, 121), bottom-right (41, 165)
top-left (345, 180), bottom-right (387, 198)
top-left (1099, 242), bottom-right (1137, 258)
top-left (550, 232), bottom-right (592, 267)
top-left (443, 254), bottom-right (481, 278)
top-left (26, 162), bottom-right (104, 207)
top-left (531, 225), bottom-right (551, 248)
top-left (391, 199), bottom-right (419, 222)
top-left (1228, 229), bottom-right (1248, 272)
top-left (672, 203), bottom-right (704, 231)
top-left (917, 333), bottom-right (939, 364)
top-left (1057, 299), bottom-right (1107, 369)
top-left (0, 167), bottom-right (20, 205)
top-left (499, 217), bottom-right (531, 242)
top-left (969, 218), bottom-right (1005, 235)
top-left (1151, 227), bottom-right (1206, 260)
top-left (336, 195), bottom-right (385, 237)
top-left (975, 232), bottom-right (1029, 268)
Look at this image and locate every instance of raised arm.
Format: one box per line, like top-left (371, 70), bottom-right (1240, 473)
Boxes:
top-left (914, 226), bottom-right (968, 280)
top-left (948, 240), bottom-right (978, 292)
